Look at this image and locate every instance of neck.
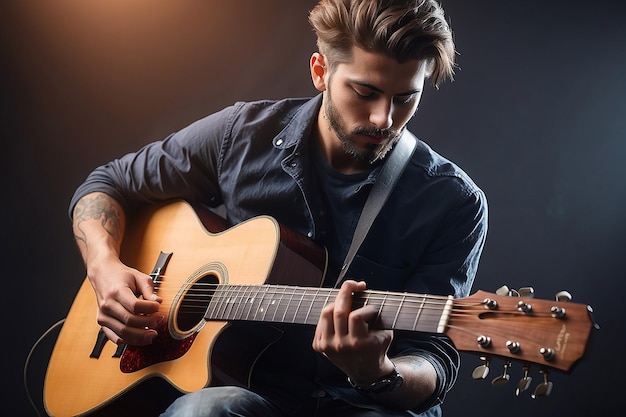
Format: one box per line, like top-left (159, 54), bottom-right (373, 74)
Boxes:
top-left (315, 111), bottom-right (371, 175)
top-left (204, 284), bottom-right (452, 333)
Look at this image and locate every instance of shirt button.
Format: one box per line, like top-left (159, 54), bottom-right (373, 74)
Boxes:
top-left (307, 232), bottom-right (313, 238)
top-left (275, 138), bottom-right (284, 146)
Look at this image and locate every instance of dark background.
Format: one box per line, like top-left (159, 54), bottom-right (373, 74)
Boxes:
top-left (2, 1), bottom-right (624, 415)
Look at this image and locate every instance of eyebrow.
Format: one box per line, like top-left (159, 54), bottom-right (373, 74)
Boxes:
top-left (351, 80), bottom-right (421, 97)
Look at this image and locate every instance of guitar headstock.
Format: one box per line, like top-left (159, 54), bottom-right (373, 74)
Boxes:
top-left (446, 286), bottom-right (597, 397)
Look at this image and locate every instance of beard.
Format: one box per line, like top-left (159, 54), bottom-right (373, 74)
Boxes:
top-left (324, 90), bottom-right (404, 164)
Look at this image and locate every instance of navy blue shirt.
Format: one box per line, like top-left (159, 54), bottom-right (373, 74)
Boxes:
top-left (71, 95), bottom-right (488, 416)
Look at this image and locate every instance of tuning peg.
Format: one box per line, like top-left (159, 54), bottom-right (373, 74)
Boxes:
top-left (472, 356), bottom-right (491, 380)
top-left (496, 285), bottom-right (535, 298)
top-left (539, 347), bottom-right (555, 361)
top-left (518, 287), bottom-right (534, 298)
top-left (555, 290), bottom-right (572, 302)
top-left (496, 285), bottom-right (520, 297)
top-left (517, 300), bottom-right (533, 313)
top-left (531, 369), bottom-right (553, 398)
top-left (491, 362), bottom-right (511, 386)
top-left (551, 305), bottom-right (567, 319)
top-left (496, 285), bottom-right (511, 296)
top-left (515, 365), bottom-right (532, 396)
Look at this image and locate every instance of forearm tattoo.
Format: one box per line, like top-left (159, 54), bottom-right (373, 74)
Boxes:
top-left (73, 194), bottom-right (122, 246)
top-left (394, 355), bottom-right (432, 372)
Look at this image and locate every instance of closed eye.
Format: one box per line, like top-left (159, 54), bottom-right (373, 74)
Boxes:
top-left (350, 80), bottom-right (419, 105)
top-left (394, 95), bottom-right (416, 105)
top-left (353, 87), bottom-right (376, 100)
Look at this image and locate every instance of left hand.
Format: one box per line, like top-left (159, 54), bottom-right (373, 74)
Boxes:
top-left (312, 280), bottom-right (395, 384)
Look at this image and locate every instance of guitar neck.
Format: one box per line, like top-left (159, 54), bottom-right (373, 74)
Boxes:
top-left (204, 284), bottom-right (453, 333)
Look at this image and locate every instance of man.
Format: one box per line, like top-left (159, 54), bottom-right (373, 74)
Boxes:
top-left (70, 0), bottom-right (487, 415)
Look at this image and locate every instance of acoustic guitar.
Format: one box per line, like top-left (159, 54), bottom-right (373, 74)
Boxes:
top-left (44, 200), bottom-right (596, 416)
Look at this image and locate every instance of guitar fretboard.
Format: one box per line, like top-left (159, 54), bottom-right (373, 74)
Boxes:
top-left (204, 285), bottom-right (453, 333)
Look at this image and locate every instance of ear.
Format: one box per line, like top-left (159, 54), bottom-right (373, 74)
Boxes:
top-left (310, 52), bottom-right (328, 92)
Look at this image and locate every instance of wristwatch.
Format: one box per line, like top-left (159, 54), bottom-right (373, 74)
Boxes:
top-left (347, 364), bottom-right (404, 394)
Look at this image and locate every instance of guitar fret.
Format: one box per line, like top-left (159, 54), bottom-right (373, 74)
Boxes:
top-left (222, 286), bottom-right (236, 320)
top-left (237, 287), bottom-right (251, 320)
top-left (376, 292), bottom-right (388, 324)
top-left (243, 286), bottom-right (258, 320)
top-left (292, 289), bottom-right (304, 323)
top-left (247, 286), bottom-right (259, 320)
top-left (271, 286), bottom-right (286, 322)
top-left (252, 286), bottom-right (267, 320)
top-left (237, 286), bottom-right (251, 320)
top-left (224, 286), bottom-right (237, 320)
top-left (412, 295), bottom-right (426, 331)
top-left (239, 286), bottom-right (250, 320)
top-left (392, 293), bottom-right (405, 329)
top-left (262, 288), bottom-right (276, 321)
top-left (211, 286), bottom-right (226, 320)
top-left (281, 287), bottom-right (296, 323)
top-left (303, 288), bottom-right (320, 325)
top-left (205, 287), bottom-right (218, 320)
top-left (320, 290), bottom-right (333, 323)
top-left (229, 286), bottom-right (242, 320)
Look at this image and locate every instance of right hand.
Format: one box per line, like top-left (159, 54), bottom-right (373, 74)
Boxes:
top-left (88, 256), bottom-right (164, 346)
top-left (72, 193), bottom-right (164, 346)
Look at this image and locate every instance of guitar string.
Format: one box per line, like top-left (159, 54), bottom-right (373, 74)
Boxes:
top-left (147, 285), bottom-right (532, 320)
top-left (139, 277), bottom-right (559, 332)
top-left (152, 278), bottom-right (545, 342)
top-left (137, 275), bottom-right (563, 353)
top-left (138, 282), bottom-right (557, 340)
top-left (149, 278), bottom-right (555, 313)
top-left (141, 277), bottom-right (462, 332)
top-left (149, 276), bottom-right (454, 304)
top-left (148, 279), bottom-right (458, 313)
top-left (151, 275), bottom-right (457, 301)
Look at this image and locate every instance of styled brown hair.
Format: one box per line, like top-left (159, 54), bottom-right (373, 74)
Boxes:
top-left (308, 0), bottom-right (455, 86)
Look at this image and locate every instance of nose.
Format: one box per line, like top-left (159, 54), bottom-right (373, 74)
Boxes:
top-left (369, 100), bottom-right (393, 130)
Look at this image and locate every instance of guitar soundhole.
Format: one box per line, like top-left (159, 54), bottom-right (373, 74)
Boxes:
top-left (175, 273), bottom-right (218, 333)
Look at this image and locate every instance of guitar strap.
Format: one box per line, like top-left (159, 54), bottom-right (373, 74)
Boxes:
top-left (334, 130), bottom-right (417, 288)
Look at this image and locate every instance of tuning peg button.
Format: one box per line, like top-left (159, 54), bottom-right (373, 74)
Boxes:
top-left (517, 300), bottom-right (532, 313)
top-left (555, 290), bottom-right (572, 302)
top-left (551, 305), bottom-right (566, 318)
top-left (477, 335), bottom-right (492, 348)
top-left (531, 370), bottom-right (553, 398)
top-left (496, 285), bottom-right (535, 298)
top-left (506, 340), bottom-right (521, 353)
top-left (540, 347), bottom-right (555, 361)
top-left (482, 298), bottom-right (498, 310)
top-left (472, 357), bottom-right (491, 380)
top-left (491, 362), bottom-right (511, 386)
top-left (496, 285), bottom-right (511, 296)
top-left (519, 287), bottom-right (535, 298)
top-left (515, 365), bottom-right (532, 396)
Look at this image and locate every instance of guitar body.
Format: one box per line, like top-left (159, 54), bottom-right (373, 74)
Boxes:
top-left (44, 201), bottom-right (327, 417)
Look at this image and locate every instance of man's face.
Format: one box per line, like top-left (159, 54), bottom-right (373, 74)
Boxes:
top-left (314, 46), bottom-right (427, 166)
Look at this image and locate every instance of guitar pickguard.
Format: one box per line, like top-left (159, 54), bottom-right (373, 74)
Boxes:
top-left (120, 326), bottom-right (198, 373)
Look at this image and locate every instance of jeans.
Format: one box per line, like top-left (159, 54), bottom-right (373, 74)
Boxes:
top-left (159, 386), bottom-right (429, 417)
top-left (159, 386), bottom-right (283, 417)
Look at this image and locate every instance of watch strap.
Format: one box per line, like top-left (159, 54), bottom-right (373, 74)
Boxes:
top-left (347, 364), bottom-right (404, 394)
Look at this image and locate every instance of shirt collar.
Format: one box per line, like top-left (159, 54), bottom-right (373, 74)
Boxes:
top-left (272, 94), bottom-right (322, 149)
